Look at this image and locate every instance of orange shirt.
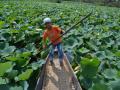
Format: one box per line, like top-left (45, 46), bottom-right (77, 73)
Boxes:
top-left (43, 26), bottom-right (63, 45)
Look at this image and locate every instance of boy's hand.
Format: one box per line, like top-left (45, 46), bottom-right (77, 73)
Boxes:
top-left (61, 30), bottom-right (64, 34)
top-left (43, 45), bottom-right (46, 49)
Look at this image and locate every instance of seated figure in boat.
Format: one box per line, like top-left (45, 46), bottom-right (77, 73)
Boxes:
top-left (42, 17), bottom-right (64, 66)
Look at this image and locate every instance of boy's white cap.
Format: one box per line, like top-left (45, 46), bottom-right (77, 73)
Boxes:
top-left (43, 18), bottom-right (51, 24)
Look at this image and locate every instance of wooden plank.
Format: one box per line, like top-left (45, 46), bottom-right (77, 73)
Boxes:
top-left (64, 54), bottom-right (82, 90)
top-left (35, 56), bottom-right (49, 90)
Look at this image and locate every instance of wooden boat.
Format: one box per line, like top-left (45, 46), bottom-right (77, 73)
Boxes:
top-left (35, 51), bottom-right (82, 90)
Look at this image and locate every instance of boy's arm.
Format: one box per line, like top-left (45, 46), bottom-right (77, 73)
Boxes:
top-left (56, 26), bottom-right (64, 34)
top-left (42, 31), bottom-right (48, 48)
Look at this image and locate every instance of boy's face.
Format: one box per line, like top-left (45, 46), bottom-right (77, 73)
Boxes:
top-left (45, 22), bottom-right (52, 30)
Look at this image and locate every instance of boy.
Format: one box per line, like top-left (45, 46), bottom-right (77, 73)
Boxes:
top-left (42, 18), bottom-right (64, 66)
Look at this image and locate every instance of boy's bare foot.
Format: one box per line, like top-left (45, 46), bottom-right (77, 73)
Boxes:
top-left (60, 61), bottom-right (63, 67)
top-left (50, 61), bottom-right (54, 65)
